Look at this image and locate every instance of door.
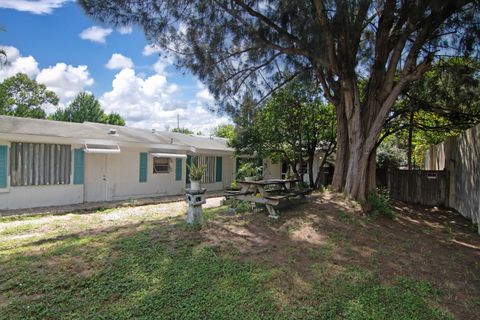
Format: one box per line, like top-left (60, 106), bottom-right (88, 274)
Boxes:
top-left (84, 153), bottom-right (107, 202)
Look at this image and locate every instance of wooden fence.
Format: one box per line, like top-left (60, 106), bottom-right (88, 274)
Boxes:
top-left (377, 169), bottom-right (448, 206)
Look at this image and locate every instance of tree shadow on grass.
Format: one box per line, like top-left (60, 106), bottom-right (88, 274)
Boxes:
top-left (1, 193), bottom-right (478, 319)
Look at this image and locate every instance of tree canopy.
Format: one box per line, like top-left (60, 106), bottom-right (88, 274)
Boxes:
top-left (231, 78), bottom-right (336, 187)
top-left (79, 0), bottom-right (480, 200)
top-left (381, 57), bottom-right (480, 168)
top-left (212, 124), bottom-right (235, 140)
top-left (171, 127), bottom-right (194, 135)
top-left (0, 73), bottom-right (58, 119)
top-left (50, 92), bottom-right (125, 126)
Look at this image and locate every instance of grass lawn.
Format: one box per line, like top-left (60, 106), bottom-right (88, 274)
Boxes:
top-left (1, 192), bottom-right (479, 319)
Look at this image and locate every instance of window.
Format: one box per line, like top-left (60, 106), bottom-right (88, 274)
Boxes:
top-left (153, 157), bottom-right (170, 173)
top-left (191, 155), bottom-right (216, 183)
top-left (10, 142), bottom-right (71, 186)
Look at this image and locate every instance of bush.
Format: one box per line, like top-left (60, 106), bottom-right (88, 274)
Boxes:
top-left (237, 162), bottom-right (262, 180)
top-left (367, 188), bottom-right (394, 219)
top-left (228, 199), bottom-right (252, 213)
top-left (376, 141), bottom-right (406, 169)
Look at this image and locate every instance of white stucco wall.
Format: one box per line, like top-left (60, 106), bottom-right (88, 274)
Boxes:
top-left (0, 184), bottom-right (84, 210)
top-left (0, 141), bottom-right (236, 210)
top-left (83, 148), bottom-right (186, 202)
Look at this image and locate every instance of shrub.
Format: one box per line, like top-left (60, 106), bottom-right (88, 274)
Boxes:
top-left (367, 188), bottom-right (394, 219)
top-left (237, 162), bottom-right (262, 180)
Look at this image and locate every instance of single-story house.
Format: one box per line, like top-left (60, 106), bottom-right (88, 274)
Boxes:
top-left (0, 115), bottom-right (238, 210)
top-left (0, 115), bottom-right (331, 210)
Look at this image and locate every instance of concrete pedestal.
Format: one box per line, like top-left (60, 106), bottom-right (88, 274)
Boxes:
top-left (185, 188), bottom-right (207, 225)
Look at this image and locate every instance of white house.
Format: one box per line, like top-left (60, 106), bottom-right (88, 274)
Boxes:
top-left (0, 115), bottom-right (236, 210)
top-left (0, 116), bottom-right (333, 211)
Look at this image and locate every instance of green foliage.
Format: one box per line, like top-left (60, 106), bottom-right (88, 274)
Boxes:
top-left (50, 92), bottom-right (125, 125)
top-left (187, 163), bottom-right (206, 181)
top-left (171, 127), bottom-right (193, 134)
top-left (236, 162), bottom-right (262, 180)
top-left (102, 112), bottom-right (126, 126)
top-left (376, 139), bottom-right (407, 169)
top-left (231, 78), bottom-right (336, 179)
top-left (212, 124), bottom-right (235, 140)
top-left (367, 189), bottom-right (395, 219)
top-left (228, 199), bottom-right (252, 213)
top-left (384, 58), bottom-right (480, 168)
top-left (230, 180), bottom-right (239, 189)
top-left (0, 73), bottom-right (58, 119)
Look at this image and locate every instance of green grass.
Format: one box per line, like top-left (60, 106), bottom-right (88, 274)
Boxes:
top-left (0, 205), bottom-right (452, 319)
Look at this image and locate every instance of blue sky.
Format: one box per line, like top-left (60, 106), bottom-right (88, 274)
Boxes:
top-left (0, 0), bottom-right (229, 133)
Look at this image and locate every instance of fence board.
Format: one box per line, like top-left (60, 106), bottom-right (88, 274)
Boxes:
top-left (378, 169), bottom-right (448, 206)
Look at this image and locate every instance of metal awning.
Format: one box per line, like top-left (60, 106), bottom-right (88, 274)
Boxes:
top-left (149, 152), bottom-right (187, 159)
top-left (83, 144), bottom-right (121, 154)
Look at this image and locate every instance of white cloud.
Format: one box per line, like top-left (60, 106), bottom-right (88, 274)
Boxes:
top-left (0, 46), bottom-right (39, 80)
top-left (0, 0), bottom-right (71, 14)
top-left (0, 46), bottom-right (95, 108)
top-left (100, 68), bottom-right (227, 134)
top-left (79, 26), bottom-right (112, 44)
top-left (117, 26), bottom-right (133, 35)
top-left (36, 63), bottom-right (94, 102)
top-left (142, 44), bottom-right (161, 56)
top-left (105, 53), bottom-right (134, 70)
top-left (195, 81), bottom-right (215, 103)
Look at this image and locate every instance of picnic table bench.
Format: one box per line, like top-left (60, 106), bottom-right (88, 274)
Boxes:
top-left (225, 179), bottom-right (312, 218)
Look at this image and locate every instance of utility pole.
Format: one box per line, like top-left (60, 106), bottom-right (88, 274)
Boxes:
top-left (177, 113), bottom-right (180, 130)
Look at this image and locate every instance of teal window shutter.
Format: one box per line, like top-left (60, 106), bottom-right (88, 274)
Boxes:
top-left (0, 145), bottom-right (7, 188)
top-left (73, 148), bottom-right (84, 185)
top-left (215, 156), bottom-right (223, 182)
top-left (186, 155), bottom-right (192, 183)
top-left (175, 158), bottom-right (182, 181)
top-left (139, 153), bottom-right (147, 182)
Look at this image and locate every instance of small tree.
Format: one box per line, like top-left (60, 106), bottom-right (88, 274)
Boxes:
top-left (231, 79), bottom-right (336, 187)
top-left (0, 73), bottom-right (58, 119)
top-left (171, 127), bottom-right (194, 135)
top-left (212, 124), bottom-right (235, 140)
top-left (50, 92), bottom-right (126, 126)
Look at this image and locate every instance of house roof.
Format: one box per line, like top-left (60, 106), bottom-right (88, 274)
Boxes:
top-left (0, 115), bottom-right (232, 153)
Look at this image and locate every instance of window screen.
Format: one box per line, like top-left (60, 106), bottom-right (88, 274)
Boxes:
top-left (153, 157), bottom-right (170, 173)
top-left (10, 142), bottom-right (71, 186)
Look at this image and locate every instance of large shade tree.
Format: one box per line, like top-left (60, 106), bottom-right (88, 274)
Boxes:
top-left (79, 0), bottom-right (480, 201)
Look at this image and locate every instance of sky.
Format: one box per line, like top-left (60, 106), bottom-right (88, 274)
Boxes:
top-left (0, 0), bottom-right (230, 134)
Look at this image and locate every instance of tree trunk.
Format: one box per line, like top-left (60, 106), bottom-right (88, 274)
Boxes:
top-left (331, 103), bottom-right (348, 191)
top-left (407, 110), bottom-right (414, 170)
top-left (307, 153), bottom-right (315, 188)
top-left (367, 147), bottom-right (377, 192)
top-left (315, 155), bottom-right (327, 188)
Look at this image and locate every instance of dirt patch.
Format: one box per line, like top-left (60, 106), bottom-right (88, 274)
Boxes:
top-left (194, 191), bottom-right (480, 319)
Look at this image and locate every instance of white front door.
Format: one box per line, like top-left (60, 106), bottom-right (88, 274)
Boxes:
top-left (84, 153), bottom-right (107, 202)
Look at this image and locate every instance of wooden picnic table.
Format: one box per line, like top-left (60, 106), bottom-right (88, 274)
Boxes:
top-left (225, 179), bottom-right (312, 218)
